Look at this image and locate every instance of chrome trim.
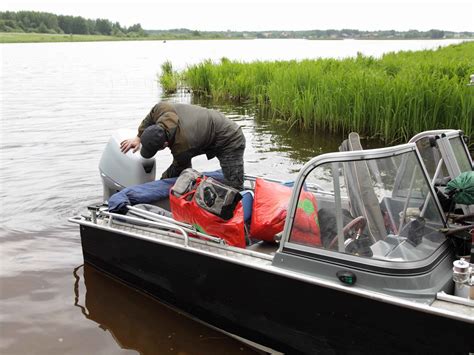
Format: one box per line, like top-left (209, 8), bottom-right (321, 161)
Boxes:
top-left (331, 162), bottom-right (345, 252)
top-left (436, 292), bottom-right (474, 307)
top-left (127, 205), bottom-right (225, 245)
top-left (408, 129), bottom-right (460, 143)
top-left (102, 211), bottom-right (191, 247)
top-left (280, 238), bottom-right (451, 274)
top-left (409, 129), bottom-right (472, 168)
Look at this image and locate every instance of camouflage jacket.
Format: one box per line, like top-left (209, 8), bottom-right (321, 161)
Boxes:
top-left (137, 102), bottom-right (245, 179)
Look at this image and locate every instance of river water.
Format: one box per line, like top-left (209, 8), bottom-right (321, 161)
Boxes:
top-left (0, 39), bottom-right (467, 354)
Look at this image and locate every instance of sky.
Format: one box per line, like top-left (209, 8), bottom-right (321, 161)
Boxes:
top-left (1, 0), bottom-right (473, 32)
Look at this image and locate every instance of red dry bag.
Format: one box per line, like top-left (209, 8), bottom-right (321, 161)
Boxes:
top-left (169, 178), bottom-right (246, 248)
top-left (250, 178), bottom-right (321, 246)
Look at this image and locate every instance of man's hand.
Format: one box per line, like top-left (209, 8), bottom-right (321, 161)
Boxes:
top-left (120, 136), bottom-right (141, 154)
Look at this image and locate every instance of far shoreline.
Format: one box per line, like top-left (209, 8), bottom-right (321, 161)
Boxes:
top-left (1, 32), bottom-right (473, 44)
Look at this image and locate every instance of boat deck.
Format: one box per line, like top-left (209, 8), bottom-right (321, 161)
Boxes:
top-left (432, 299), bottom-right (474, 317)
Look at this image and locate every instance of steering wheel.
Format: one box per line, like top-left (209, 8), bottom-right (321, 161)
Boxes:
top-left (328, 216), bottom-right (367, 250)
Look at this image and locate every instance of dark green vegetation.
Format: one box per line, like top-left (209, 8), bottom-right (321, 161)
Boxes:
top-left (171, 42), bottom-right (474, 143)
top-left (2, 11), bottom-right (473, 43)
top-left (0, 11), bottom-right (145, 37)
top-left (0, 32), bottom-right (152, 43)
top-left (159, 61), bottom-right (180, 94)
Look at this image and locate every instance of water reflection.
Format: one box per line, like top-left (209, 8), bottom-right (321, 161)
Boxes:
top-left (73, 264), bottom-right (262, 355)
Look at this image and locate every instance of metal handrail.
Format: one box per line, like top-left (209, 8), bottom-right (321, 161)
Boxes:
top-left (126, 206), bottom-right (226, 245)
top-left (102, 210), bottom-right (192, 247)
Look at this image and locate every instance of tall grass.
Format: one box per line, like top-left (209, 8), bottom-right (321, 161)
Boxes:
top-left (180, 43), bottom-right (474, 143)
top-left (159, 60), bottom-right (180, 94)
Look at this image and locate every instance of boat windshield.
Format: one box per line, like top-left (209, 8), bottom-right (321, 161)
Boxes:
top-left (413, 131), bottom-right (473, 216)
top-left (414, 132), bottom-right (473, 182)
top-left (287, 149), bottom-right (447, 263)
top-left (448, 136), bottom-right (473, 173)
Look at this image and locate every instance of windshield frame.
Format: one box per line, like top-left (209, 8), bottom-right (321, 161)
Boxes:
top-left (409, 129), bottom-right (473, 216)
top-left (409, 129), bottom-right (473, 173)
top-left (278, 143), bottom-right (449, 271)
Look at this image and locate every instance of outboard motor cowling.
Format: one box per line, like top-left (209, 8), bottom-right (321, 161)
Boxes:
top-left (99, 129), bottom-right (156, 202)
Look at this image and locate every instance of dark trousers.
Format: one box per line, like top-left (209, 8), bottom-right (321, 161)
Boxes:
top-left (217, 142), bottom-right (245, 191)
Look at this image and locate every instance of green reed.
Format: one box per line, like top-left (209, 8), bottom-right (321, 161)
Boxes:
top-left (159, 60), bottom-right (180, 94)
top-left (178, 42), bottom-right (474, 143)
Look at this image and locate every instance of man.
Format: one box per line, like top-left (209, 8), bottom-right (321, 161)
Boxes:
top-left (121, 101), bottom-right (246, 190)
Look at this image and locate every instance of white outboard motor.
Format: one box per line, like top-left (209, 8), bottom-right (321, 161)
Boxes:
top-left (99, 129), bottom-right (156, 202)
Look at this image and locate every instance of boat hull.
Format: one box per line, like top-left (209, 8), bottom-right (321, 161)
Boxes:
top-left (80, 225), bottom-right (473, 354)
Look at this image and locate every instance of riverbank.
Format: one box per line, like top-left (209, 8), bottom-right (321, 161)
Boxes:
top-left (172, 41), bottom-right (473, 143)
top-left (2, 31), bottom-right (474, 44)
top-left (0, 32), bottom-right (157, 43)
top-left (0, 32), bottom-right (254, 43)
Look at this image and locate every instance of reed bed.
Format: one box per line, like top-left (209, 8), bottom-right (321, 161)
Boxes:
top-left (177, 42), bottom-right (474, 143)
top-left (159, 60), bottom-right (181, 94)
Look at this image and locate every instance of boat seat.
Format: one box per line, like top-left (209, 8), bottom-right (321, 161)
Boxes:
top-left (339, 132), bottom-right (387, 242)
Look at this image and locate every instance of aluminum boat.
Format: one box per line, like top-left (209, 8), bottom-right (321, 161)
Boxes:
top-left (70, 129), bottom-right (474, 354)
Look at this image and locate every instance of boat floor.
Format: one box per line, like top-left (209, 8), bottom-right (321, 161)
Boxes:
top-left (246, 240), bottom-right (279, 255)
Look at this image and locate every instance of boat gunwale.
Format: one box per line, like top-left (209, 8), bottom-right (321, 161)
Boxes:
top-left (70, 216), bottom-right (473, 324)
top-left (69, 215), bottom-right (274, 262)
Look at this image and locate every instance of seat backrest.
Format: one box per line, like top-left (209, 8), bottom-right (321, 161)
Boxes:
top-left (339, 132), bottom-right (387, 241)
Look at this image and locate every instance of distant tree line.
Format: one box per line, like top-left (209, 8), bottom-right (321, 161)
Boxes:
top-left (146, 28), bottom-right (473, 40)
top-left (1, 11), bottom-right (472, 40)
top-left (0, 11), bottom-right (146, 36)
top-left (234, 29), bottom-right (470, 40)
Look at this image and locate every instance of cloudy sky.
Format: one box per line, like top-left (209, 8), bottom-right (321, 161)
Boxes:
top-left (1, 0), bottom-right (473, 32)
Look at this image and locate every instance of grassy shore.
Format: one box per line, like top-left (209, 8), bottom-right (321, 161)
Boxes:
top-left (0, 32), bottom-right (143, 43)
top-left (0, 31), bottom-right (253, 43)
top-left (0, 32), bottom-right (211, 43)
top-left (178, 42), bottom-right (474, 143)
